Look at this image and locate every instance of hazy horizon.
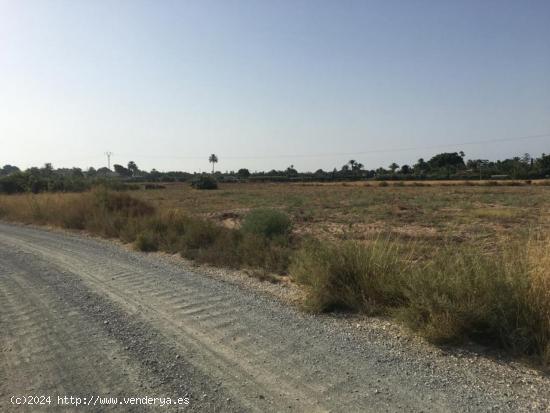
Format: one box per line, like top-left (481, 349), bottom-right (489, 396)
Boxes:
top-left (1, 0), bottom-right (549, 172)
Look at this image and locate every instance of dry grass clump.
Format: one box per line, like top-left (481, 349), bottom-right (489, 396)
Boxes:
top-left (290, 238), bottom-right (408, 313)
top-left (526, 237), bottom-right (550, 365)
top-left (399, 246), bottom-right (527, 345)
top-left (291, 236), bottom-right (550, 366)
top-left (400, 239), bottom-right (550, 365)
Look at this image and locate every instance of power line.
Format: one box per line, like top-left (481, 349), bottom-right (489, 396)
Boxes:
top-left (115, 132), bottom-right (550, 161)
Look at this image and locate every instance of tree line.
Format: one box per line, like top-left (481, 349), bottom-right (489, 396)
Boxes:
top-left (1, 151), bottom-right (549, 194)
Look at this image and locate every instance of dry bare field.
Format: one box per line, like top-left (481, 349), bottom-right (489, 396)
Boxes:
top-left (133, 181), bottom-right (550, 247)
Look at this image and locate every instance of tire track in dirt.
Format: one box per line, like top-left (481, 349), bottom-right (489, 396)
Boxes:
top-left (0, 244), bottom-right (244, 412)
top-left (1, 223), bottom-right (549, 412)
top-left (0, 257), bottom-right (156, 412)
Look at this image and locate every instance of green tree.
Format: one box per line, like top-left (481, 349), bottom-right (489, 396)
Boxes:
top-left (348, 160), bottom-right (364, 175)
top-left (427, 152), bottom-right (465, 170)
top-left (0, 165), bottom-right (20, 176)
top-left (209, 154), bottom-right (218, 173)
top-left (127, 161), bottom-right (139, 176)
top-left (237, 168), bottom-right (250, 178)
top-left (286, 165), bottom-right (298, 176)
top-left (413, 158), bottom-right (428, 174)
top-left (114, 164), bottom-right (131, 177)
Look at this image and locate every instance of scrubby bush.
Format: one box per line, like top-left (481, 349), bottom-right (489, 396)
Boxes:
top-left (195, 229), bottom-right (243, 268)
top-left (291, 236), bottom-right (550, 365)
top-left (527, 237), bottom-right (550, 365)
top-left (135, 231), bottom-right (159, 252)
top-left (397, 246), bottom-right (529, 345)
top-left (180, 218), bottom-right (223, 258)
top-left (398, 242), bottom-right (549, 362)
top-left (238, 232), bottom-right (292, 273)
top-left (93, 188), bottom-right (155, 217)
top-left (191, 176), bottom-right (218, 190)
top-left (241, 208), bottom-right (292, 239)
top-left (291, 239), bottom-right (407, 313)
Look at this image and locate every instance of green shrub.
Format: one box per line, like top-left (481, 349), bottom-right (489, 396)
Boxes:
top-left (191, 176), bottom-right (218, 190)
top-left (241, 208), bottom-right (292, 239)
top-left (291, 239), bottom-right (407, 313)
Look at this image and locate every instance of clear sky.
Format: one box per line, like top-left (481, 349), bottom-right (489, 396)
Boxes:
top-left (1, 0), bottom-right (549, 173)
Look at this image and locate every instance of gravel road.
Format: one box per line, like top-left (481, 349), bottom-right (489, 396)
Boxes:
top-left (0, 222), bottom-right (548, 412)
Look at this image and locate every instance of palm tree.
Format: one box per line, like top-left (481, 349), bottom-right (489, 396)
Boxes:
top-left (209, 154), bottom-right (218, 173)
top-left (127, 161), bottom-right (139, 176)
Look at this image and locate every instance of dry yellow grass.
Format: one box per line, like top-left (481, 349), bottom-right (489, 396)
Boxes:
top-left (528, 236), bottom-right (550, 364)
top-left (132, 181), bottom-right (550, 249)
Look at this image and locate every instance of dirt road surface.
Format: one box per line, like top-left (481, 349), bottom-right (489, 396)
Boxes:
top-left (0, 223), bottom-right (548, 412)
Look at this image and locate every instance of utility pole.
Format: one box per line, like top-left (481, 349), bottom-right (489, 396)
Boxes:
top-left (105, 152), bottom-right (113, 170)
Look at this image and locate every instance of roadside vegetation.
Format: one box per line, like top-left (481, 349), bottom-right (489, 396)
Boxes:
top-left (292, 238), bottom-right (549, 366)
top-left (0, 186), bottom-right (548, 368)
